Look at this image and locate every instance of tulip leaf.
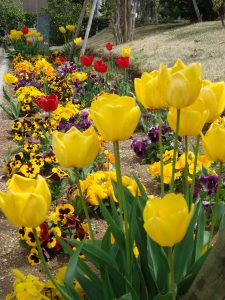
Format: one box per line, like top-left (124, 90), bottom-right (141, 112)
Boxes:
top-left (194, 205), bottom-right (206, 261)
top-left (109, 194), bottom-right (121, 225)
top-left (117, 293), bottom-right (133, 300)
top-left (63, 281), bottom-right (83, 300)
top-left (219, 212), bottom-right (225, 232)
top-left (98, 196), bottom-right (125, 248)
top-left (212, 202), bottom-right (225, 225)
top-left (65, 238), bottom-right (85, 290)
top-left (147, 237), bottom-right (169, 293)
top-left (152, 291), bottom-right (173, 300)
top-left (173, 203), bottom-right (200, 284)
top-left (177, 249), bottom-right (210, 296)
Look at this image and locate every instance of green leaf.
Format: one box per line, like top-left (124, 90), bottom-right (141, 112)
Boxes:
top-left (147, 237), bottom-right (169, 293)
top-left (98, 197), bottom-right (125, 248)
top-left (195, 205), bottom-right (206, 261)
top-left (109, 194), bottom-right (120, 225)
top-left (177, 249), bottom-right (211, 296)
top-left (65, 238), bottom-right (85, 290)
top-left (173, 203), bottom-right (200, 284)
top-left (117, 293), bottom-right (133, 300)
top-left (75, 272), bottom-right (104, 300)
top-left (153, 291), bottom-right (173, 300)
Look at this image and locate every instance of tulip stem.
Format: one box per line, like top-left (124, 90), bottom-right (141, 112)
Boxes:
top-left (170, 109), bottom-right (180, 192)
top-left (189, 135), bottom-right (200, 209)
top-left (157, 109), bottom-right (164, 197)
top-left (184, 136), bottom-right (189, 201)
top-left (74, 169), bottom-right (95, 241)
top-left (33, 228), bottom-right (73, 300)
top-left (168, 247), bottom-right (176, 300)
top-left (113, 141), bottom-right (131, 283)
top-left (208, 161), bottom-right (223, 247)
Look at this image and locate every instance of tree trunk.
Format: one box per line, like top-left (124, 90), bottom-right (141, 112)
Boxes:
top-left (80, 0), bottom-right (98, 56)
top-left (192, 0), bottom-right (202, 22)
top-left (112, 0), bottom-right (137, 44)
top-left (69, 0), bottom-right (89, 60)
top-left (184, 228), bottom-right (225, 300)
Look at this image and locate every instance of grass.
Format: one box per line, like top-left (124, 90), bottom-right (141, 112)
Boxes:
top-left (87, 21), bottom-right (225, 81)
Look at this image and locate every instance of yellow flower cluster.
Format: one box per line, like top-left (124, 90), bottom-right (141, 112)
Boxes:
top-left (9, 29), bottom-right (23, 40)
top-left (34, 58), bottom-right (55, 77)
top-left (16, 86), bottom-right (45, 104)
top-left (51, 101), bottom-right (81, 128)
top-left (148, 150), bottom-right (212, 184)
top-left (80, 170), bottom-right (143, 205)
top-left (6, 266), bottom-right (84, 300)
top-left (14, 60), bottom-right (34, 73)
top-left (71, 71), bottom-right (88, 82)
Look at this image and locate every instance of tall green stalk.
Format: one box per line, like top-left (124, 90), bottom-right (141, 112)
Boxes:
top-left (208, 161), bottom-right (223, 247)
top-left (184, 136), bottom-right (189, 201)
top-left (74, 169), bottom-right (95, 241)
top-left (189, 135), bottom-right (200, 209)
top-left (113, 141), bottom-right (131, 283)
top-left (170, 109), bottom-right (181, 192)
top-left (33, 228), bottom-right (73, 300)
top-left (168, 247), bottom-right (176, 300)
top-left (157, 110), bottom-right (164, 197)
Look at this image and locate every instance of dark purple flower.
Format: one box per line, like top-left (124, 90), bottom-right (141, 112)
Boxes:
top-left (131, 139), bottom-right (148, 158)
top-left (199, 175), bottom-right (219, 195)
top-left (57, 62), bottom-right (77, 76)
top-left (148, 126), bottom-right (159, 143)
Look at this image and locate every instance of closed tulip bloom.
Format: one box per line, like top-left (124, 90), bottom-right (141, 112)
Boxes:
top-left (0, 174), bottom-right (51, 228)
top-left (167, 100), bottom-right (209, 136)
top-left (52, 126), bottom-right (100, 168)
top-left (116, 57), bottom-right (130, 69)
top-left (202, 119), bottom-right (225, 162)
top-left (143, 193), bottom-right (194, 247)
top-left (159, 62), bottom-right (202, 109)
top-left (3, 73), bottom-right (18, 84)
top-left (135, 70), bottom-right (168, 109)
top-left (89, 94), bottom-right (141, 141)
top-left (59, 26), bottom-right (66, 34)
top-left (74, 37), bottom-right (82, 45)
top-left (94, 60), bottom-right (108, 73)
top-left (198, 81), bottom-right (225, 123)
top-left (122, 47), bottom-right (131, 57)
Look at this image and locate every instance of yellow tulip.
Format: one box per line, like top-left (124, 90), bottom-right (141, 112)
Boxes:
top-left (198, 81), bottom-right (225, 123)
top-left (52, 126), bottom-right (100, 168)
top-left (66, 24), bottom-right (76, 32)
top-left (134, 70), bottom-right (168, 109)
top-left (143, 193), bottom-right (194, 247)
top-left (122, 47), bottom-right (131, 57)
top-left (167, 100), bottom-right (209, 136)
top-left (89, 94), bottom-right (141, 141)
top-left (74, 37), bottom-right (82, 45)
top-left (3, 73), bottom-right (18, 84)
top-left (37, 36), bottom-right (43, 42)
top-left (0, 174), bottom-right (51, 228)
top-left (159, 62), bottom-right (202, 108)
top-left (59, 26), bottom-right (66, 34)
top-left (202, 118), bottom-right (225, 162)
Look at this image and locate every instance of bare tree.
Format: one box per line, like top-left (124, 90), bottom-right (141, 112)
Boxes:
top-left (212, 0), bottom-right (225, 27)
top-left (113, 0), bottom-right (137, 44)
top-left (191, 0), bottom-right (202, 22)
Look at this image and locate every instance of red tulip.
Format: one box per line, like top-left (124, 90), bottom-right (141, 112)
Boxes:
top-left (116, 57), bottom-right (130, 69)
top-left (106, 42), bottom-right (113, 51)
top-left (34, 94), bottom-right (58, 112)
top-left (59, 56), bottom-right (67, 63)
top-left (94, 60), bottom-right (108, 73)
top-left (80, 56), bottom-right (94, 67)
top-left (27, 40), bottom-right (33, 46)
top-left (21, 27), bottom-right (29, 35)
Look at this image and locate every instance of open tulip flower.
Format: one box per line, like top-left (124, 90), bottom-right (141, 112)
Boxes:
top-left (0, 174), bottom-right (51, 228)
top-left (202, 118), bottom-right (225, 162)
top-left (52, 126), bottom-right (100, 168)
top-left (143, 193), bottom-right (194, 247)
top-left (90, 94), bottom-right (141, 142)
top-left (198, 81), bottom-right (225, 123)
top-left (116, 57), bottom-right (130, 69)
top-left (159, 61), bottom-right (202, 109)
top-left (80, 55), bottom-right (94, 67)
top-left (94, 60), bottom-right (108, 73)
top-left (3, 73), bottom-right (18, 84)
top-left (34, 94), bottom-right (58, 112)
top-left (167, 100), bottom-right (209, 136)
